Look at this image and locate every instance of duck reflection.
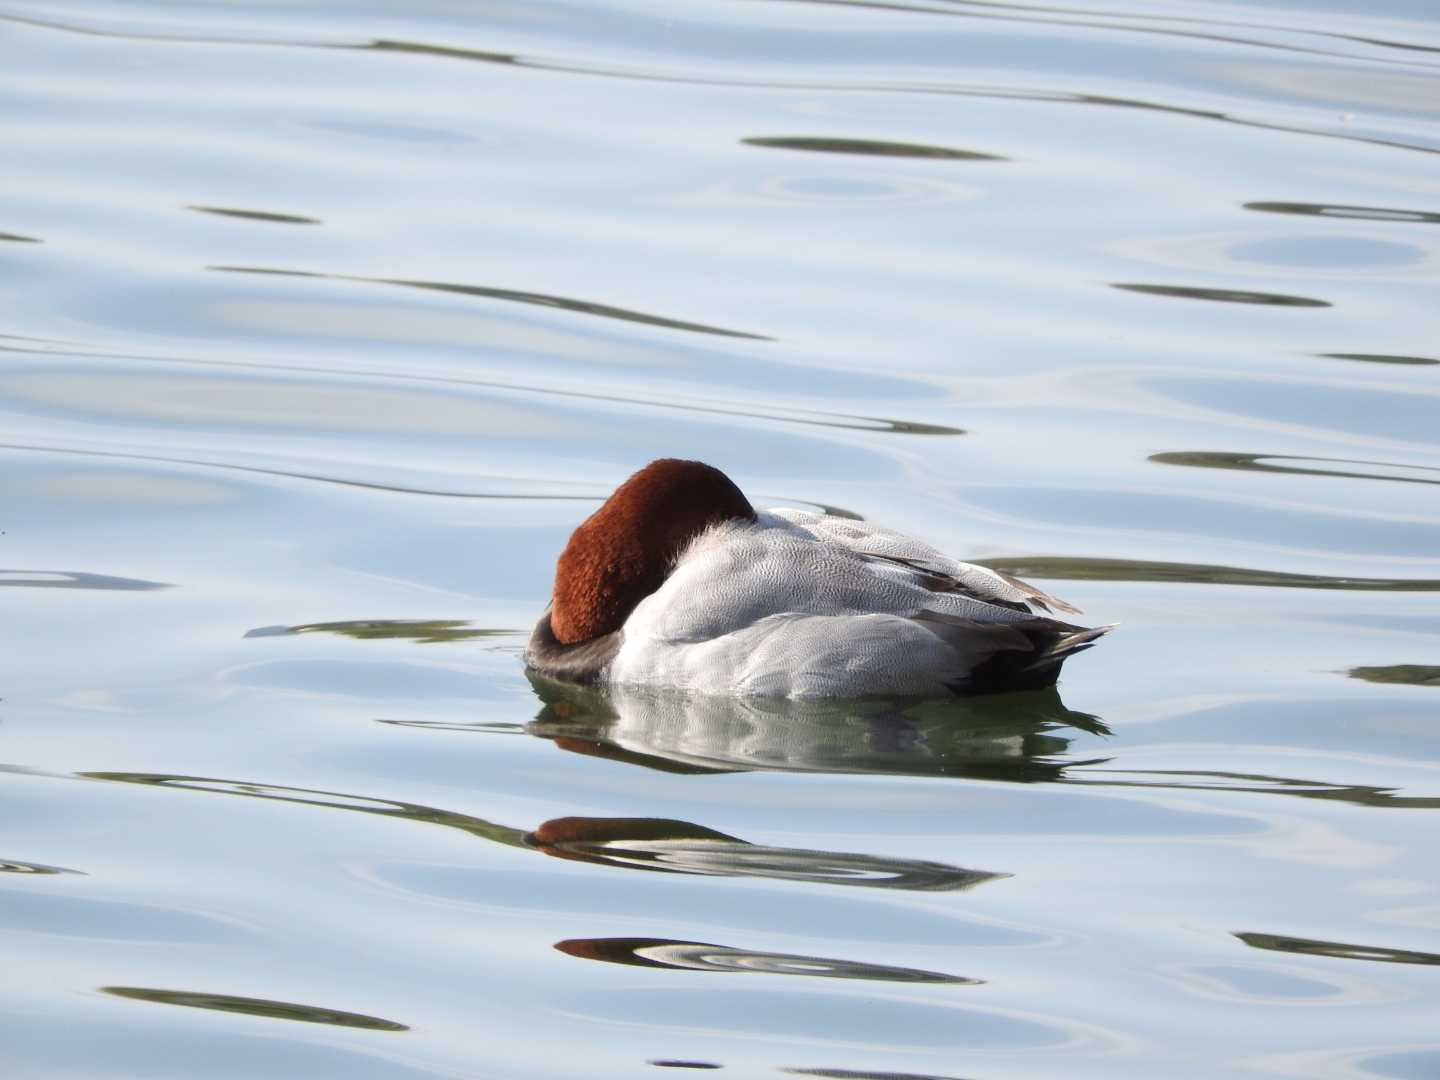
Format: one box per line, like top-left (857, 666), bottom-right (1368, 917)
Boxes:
top-left (554, 937), bottom-right (976, 984)
top-left (101, 986), bottom-right (408, 1030)
top-left (519, 680), bottom-right (1440, 810)
top-left (526, 674), bottom-right (1108, 783)
top-left (526, 816), bottom-right (1003, 891)
top-left (82, 773), bottom-right (1003, 891)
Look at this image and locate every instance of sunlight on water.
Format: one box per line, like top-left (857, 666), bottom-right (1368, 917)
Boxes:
top-left (3, 0), bottom-right (1439, 1076)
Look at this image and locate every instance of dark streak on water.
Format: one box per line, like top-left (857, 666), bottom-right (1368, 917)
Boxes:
top-left (742, 136), bottom-right (1007, 161)
top-left (1245, 200), bottom-right (1440, 225)
top-left (981, 556), bottom-right (1440, 592)
top-left (189, 206), bottom-right (323, 225)
top-left (209, 266), bottom-right (776, 341)
top-left (1111, 283), bottom-right (1333, 307)
top-left (103, 987), bottom-right (410, 1031)
top-left (1150, 450), bottom-right (1440, 487)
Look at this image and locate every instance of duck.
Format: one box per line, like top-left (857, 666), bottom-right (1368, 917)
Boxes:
top-left (526, 459), bottom-right (1110, 698)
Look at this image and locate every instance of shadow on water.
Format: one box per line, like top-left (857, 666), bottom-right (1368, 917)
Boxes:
top-left (102, 987), bottom-right (408, 1030)
top-left (525, 674), bottom-right (1109, 783)
top-left (553, 937), bottom-right (978, 984)
top-left (1150, 451), bottom-right (1440, 488)
top-left (77, 772), bottom-right (1003, 892)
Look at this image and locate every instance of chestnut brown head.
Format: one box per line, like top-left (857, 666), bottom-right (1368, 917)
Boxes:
top-left (548, 459), bottom-right (756, 644)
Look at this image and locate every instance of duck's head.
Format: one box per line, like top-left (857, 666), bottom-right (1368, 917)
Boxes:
top-left (549, 458), bottom-right (756, 644)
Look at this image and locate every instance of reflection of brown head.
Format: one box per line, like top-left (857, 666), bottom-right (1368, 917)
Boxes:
top-left (525, 816), bottom-right (1005, 891)
top-left (527, 816), bottom-right (741, 853)
top-left (549, 459), bottom-right (756, 643)
top-left (554, 937), bottom-right (677, 967)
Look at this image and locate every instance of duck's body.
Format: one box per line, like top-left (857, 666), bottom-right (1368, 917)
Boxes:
top-left (527, 460), bottom-right (1108, 698)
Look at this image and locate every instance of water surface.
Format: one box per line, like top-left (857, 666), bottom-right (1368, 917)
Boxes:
top-left (4, 1), bottom-right (1440, 1077)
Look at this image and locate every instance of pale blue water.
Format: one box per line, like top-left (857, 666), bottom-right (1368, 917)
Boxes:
top-left (3, 1), bottom-right (1440, 1077)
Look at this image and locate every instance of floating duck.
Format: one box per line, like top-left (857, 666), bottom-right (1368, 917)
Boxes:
top-left (526, 459), bottom-right (1109, 697)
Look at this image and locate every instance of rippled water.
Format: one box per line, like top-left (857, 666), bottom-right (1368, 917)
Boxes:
top-left (5, 1), bottom-right (1440, 1076)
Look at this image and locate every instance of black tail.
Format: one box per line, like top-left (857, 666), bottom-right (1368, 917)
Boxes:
top-left (948, 620), bottom-right (1114, 696)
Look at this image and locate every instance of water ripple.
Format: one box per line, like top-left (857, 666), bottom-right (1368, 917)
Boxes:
top-left (1150, 451), bottom-right (1440, 487)
top-left (1236, 932), bottom-right (1440, 966)
top-left (189, 206), bottom-right (321, 225)
top-left (1112, 283), bottom-right (1332, 307)
top-left (980, 556), bottom-right (1440, 592)
top-left (13, 0), bottom-right (1440, 72)
top-left (1066, 767), bottom-right (1440, 810)
top-left (0, 442), bottom-right (595, 501)
top-left (9, 9), bottom-right (1440, 162)
top-left (102, 987), bottom-right (409, 1030)
top-left (0, 339), bottom-right (961, 438)
top-left (210, 266), bottom-right (774, 341)
top-left (73, 771), bottom-right (1002, 891)
top-left (1320, 352), bottom-right (1439, 366)
top-left (0, 569), bottom-right (172, 591)
top-left (742, 136), bottom-right (1005, 161)
top-left (1244, 200), bottom-right (1440, 224)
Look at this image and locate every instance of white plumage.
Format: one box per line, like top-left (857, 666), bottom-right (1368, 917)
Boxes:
top-left (606, 509), bottom-right (1073, 698)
